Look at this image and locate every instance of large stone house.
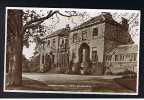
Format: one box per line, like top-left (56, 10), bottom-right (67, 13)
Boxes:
top-left (36, 12), bottom-right (137, 75)
top-left (68, 12), bottom-right (134, 75)
top-left (37, 25), bottom-right (70, 72)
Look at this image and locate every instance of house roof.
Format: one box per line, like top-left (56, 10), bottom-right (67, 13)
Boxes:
top-left (41, 28), bottom-right (69, 41)
top-left (106, 44), bottom-right (138, 55)
top-left (47, 28), bottom-right (66, 37)
top-left (71, 12), bottom-right (121, 31)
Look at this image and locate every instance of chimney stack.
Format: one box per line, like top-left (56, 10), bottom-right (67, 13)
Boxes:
top-left (121, 17), bottom-right (129, 31)
top-left (101, 12), bottom-right (112, 19)
top-left (66, 24), bottom-right (70, 31)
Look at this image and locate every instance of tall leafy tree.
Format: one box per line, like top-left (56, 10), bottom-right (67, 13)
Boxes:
top-left (7, 9), bottom-right (87, 86)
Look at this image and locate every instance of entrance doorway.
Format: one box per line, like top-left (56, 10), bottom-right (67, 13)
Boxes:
top-left (78, 43), bottom-right (91, 74)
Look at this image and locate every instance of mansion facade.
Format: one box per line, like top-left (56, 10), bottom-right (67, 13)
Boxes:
top-left (35, 12), bottom-right (138, 75)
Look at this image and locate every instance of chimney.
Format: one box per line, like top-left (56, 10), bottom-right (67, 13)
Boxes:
top-left (101, 12), bottom-right (112, 19)
top-left (121, 17), bottom-right (129, 31)
top-left (65, 24), bottom-right (70, 31)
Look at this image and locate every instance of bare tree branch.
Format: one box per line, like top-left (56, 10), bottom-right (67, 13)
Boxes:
top-left (24, 10), bottom-right (80, 29)
top-left (24, 10), bottom-right (55, 27)
top-left (57, 11), bottom-right (78, 17)
top-left (26, 20), bottom-right (44, 29)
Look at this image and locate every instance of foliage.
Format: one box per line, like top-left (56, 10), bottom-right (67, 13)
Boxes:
top-left (22, 9), bottom-right (89, 47)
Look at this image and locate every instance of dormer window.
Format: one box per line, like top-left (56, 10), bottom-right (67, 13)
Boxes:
top-left (93, 28), bottom-right (98, 37)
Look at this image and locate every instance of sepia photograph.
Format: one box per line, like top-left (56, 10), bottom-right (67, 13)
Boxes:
top-left (4, 7), bottom-right (140, 95)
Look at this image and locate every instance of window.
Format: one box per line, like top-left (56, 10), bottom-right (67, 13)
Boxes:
top-left (42, 55), bottom-right (44, 64)
top-left (92, 50), bottom-right (98, 62)
top-left (73, 33), bottom-right (78, 43)
top-left (52, 55), bottom-right (55, 63)
top-left (42, 43), bottom-right (45, 50)
top-left (82, 31), bottom-right (87, 40)
top-left (61, 39), bottom-right (64, 45)
top-left (53, 39), bottom-right (55, 43)
top-left (60, 39), bottom-right (65, 49)
top-left (93, 28), bottom-right (98, 37)
top-left (120, 55), bottom-right (124, 61)
top-left (106, 55), bottom-right (112, 61)
top-left (53, 39), bottom-right (56, 47)
top-left (47, 40), bottom-right (50, 46)
top-left (65, 39), bottom-right (69, 49)
top-left (115, 55), bottom-right (118, 61)
top-left (129, 53), bottom-right (137, 61)
top-left (133, 53), bottom-right (137, 61)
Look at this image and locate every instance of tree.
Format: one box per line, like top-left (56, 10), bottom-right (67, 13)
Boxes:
top-left (7, 9), bottom-right (88, 86)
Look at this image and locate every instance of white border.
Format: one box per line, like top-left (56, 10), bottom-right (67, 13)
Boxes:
top-left (3, 7), bottom-right (141, 95)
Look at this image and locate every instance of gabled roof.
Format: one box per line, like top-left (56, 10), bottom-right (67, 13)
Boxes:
top-left (46, 27), bottom-right (70, 39)
top-left (41, 28), bottom-right (69, 41)
top-left (71, 12), bottom-right (120, 31)
top-left (47, 28), bottom-right (66, 37)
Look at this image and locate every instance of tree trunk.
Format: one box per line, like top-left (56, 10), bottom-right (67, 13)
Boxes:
top-left (8, 35), bottom-right (23, 86)
top-left (6, 51), bottom-right (9, 73)
top-left (14, 35), bottom-right (23, 86)
top-left (7, 9), bottom-right (24, 86)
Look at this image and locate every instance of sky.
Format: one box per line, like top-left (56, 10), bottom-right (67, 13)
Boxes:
top-left (16, 8), bottom-right (140, 59)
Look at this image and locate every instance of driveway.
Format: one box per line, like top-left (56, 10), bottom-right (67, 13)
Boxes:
top-left (20, 73), bottom-right (135, 92)
top-left (23, 73), bottom-right (122, 83)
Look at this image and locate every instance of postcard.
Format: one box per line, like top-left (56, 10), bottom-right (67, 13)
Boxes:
top-left (4, 7), bottom-right (140, 95)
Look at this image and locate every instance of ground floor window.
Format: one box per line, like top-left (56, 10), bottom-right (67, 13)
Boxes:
top-left (106, 55), bottom-right (112, 61)
top-left (42, 55), bottom-right (44, 64)
top-left (114, 53), bottom-right (137, 62)
top-left (92, 50), bottom-right (98, 62)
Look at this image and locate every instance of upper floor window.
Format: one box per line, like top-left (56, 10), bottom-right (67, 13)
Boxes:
top-left (42, 43), bottom-right (45, 50)
top-left (93, 28), bottom-right (98, 37)
top-left (53, 39), bottom-right (55, 43)
top-left (52, 38), bottom-right (56, 48)
top-left (47, 40), bottom-right (50, 46)
top-left (82, 31), bottom-right (87, 40)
